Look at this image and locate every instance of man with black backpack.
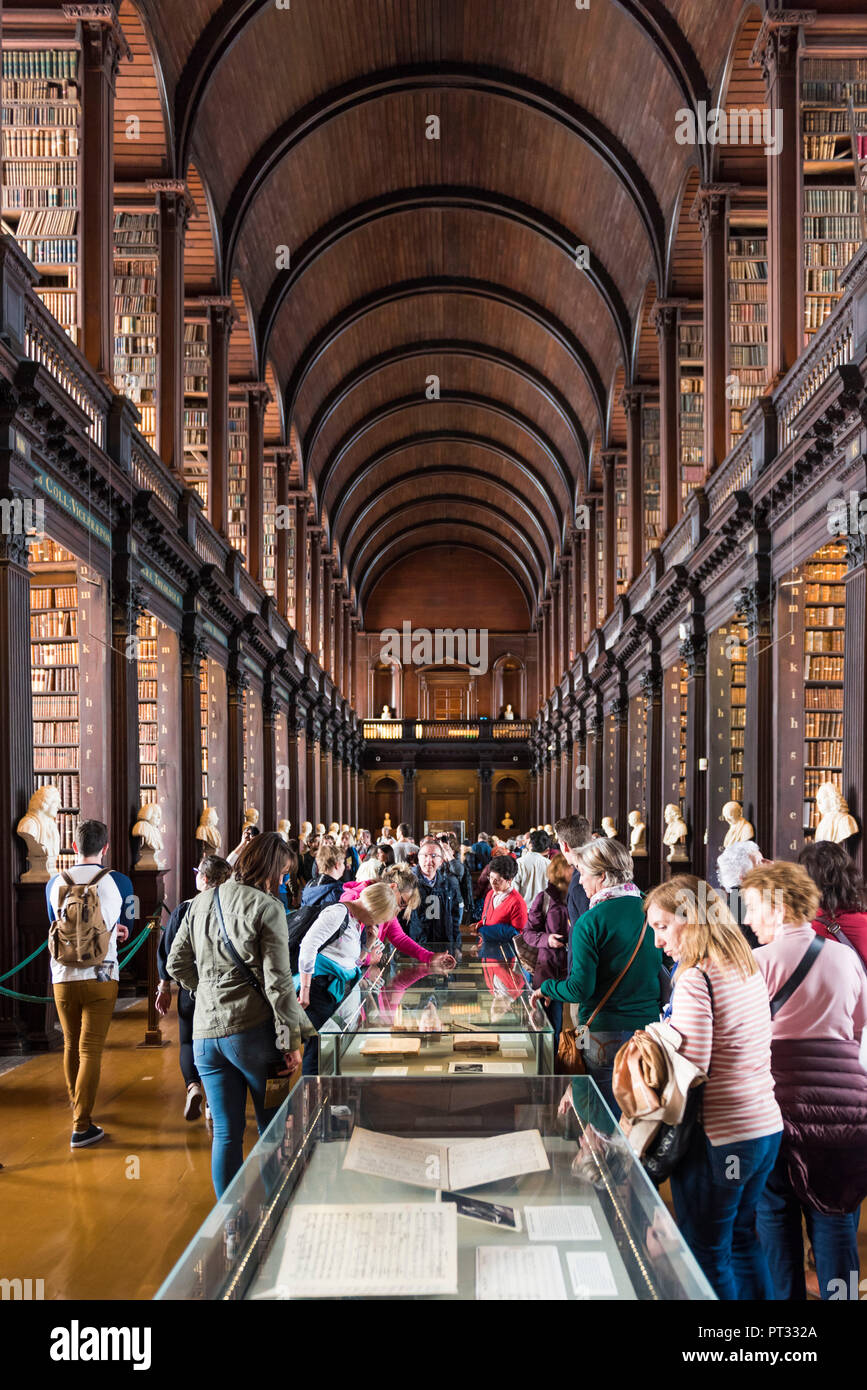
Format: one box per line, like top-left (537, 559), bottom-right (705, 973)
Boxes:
top-left (45, 819), bottom-right (136, 1149)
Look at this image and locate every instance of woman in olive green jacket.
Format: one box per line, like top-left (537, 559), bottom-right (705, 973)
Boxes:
top-left (167, 832), bottom-right (314, 1196)
top-left (532, 837), bottom-right (661, 1119)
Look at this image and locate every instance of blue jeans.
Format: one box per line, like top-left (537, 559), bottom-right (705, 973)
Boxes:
top-left (583, 1029), bottom-right (635, 1120)
top-left (193, 1021), bottom-right (279, 1198)
top-left (670, 1123), bottom-right (782, 1301)
top-left (757, 1152), bottom-right (861, 1300)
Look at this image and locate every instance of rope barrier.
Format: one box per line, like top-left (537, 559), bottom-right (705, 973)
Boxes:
top-left (0, 909), bottom-right (167, 1005)
top-left (0, 939), bottom-right (47, 982)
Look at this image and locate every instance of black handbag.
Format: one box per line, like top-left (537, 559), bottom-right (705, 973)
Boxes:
top-left (640, 969), bottom-right (714, 1185)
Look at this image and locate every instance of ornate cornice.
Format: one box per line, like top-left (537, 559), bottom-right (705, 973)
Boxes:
top-left (750, 11), bottom-right (816, 85)
top-left (679, 631), bottom-right (707, 679)
top-left (690, 183), bottom-right (739, 238)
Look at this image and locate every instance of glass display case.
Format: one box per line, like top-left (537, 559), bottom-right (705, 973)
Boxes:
top-left (319, 946), bottom-right (554, 1076)
top-left (155, 1076), bottom-right (715, 1302)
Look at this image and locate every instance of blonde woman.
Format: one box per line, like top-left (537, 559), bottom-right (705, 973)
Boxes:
top-left (532, 837), bottom-right (660, 1113)
top-left (741, 861), bottom-right (867, 1302)
top-left (645, 875), bottom-right (782, 1301)
top-left (341, 863), bottom-right (455, 970)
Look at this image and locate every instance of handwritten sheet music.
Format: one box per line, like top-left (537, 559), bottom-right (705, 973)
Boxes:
top-left (566, 1250), bottom-right (619, 1298)
top-left (524, 1205), bottom-right (601, 1242)
top-left (276, 1204), bottom-right (457, 1297)
top-left (343, 1126), bottom-right (550, 1191)
top-left (476, 1245), bottom-right (567, 1300)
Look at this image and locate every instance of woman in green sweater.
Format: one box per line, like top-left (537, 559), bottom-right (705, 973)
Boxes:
top-left (531, 837), bottom-right (661, 1117)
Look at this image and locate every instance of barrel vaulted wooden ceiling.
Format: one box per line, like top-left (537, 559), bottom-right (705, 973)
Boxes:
top-left (123, 0), bottom-right (761, 621)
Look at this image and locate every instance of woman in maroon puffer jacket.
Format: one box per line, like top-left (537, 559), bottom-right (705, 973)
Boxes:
top-left (522, 854), bottom-right (573, 1045)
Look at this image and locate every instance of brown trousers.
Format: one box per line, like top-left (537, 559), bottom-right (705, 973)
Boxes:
top-left (53, 979), bottom-right (118, 1131)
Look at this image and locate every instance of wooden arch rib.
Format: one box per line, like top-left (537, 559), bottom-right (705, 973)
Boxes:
top-left (304, 342), bottom-right (588, 482)
top-left (196, 64), bottom-right (664, 287)
top-left (611, 0), bottom-right (711, 141)
top-left (319, 394), bottom-right (573, 522)
top-left (284, 277), bottom-right (608, 451)
top-left (327, 439), bottom-right (558, 558)
top-left (356, 522), bottom-right (540, 617)
top-left (255, 187), bottom-right (631, 379)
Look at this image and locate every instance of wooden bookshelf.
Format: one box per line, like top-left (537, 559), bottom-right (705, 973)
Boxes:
top-left (228, 399), bottom-right (249, 563)
top-left (615, 456), bottom-right (629, 595)
top-left (678, 662), bottom-right (688, 816)
top-left (136, 613), bottom-right (159, 806)
top-left (802, 541), bottom-right (846, 834)
top-left (183, 315), bottom-right (209, 506)
top-left (263, 455), bottom-right (277, 599)
top-left (28, 539), bottom-right (80, 868)
top-left (678, 313), bottom-right (704, 503)
top-left (800, 57), bottom-right (867, 341)
top-left (2, 45), bottom-right (81, 346)
top-left (727, 222), bottom-right (767, 446)
top-left (287, 517), bottom-right (296, 627)
top-left (728, 622), bottom-right (747, 806)
top-left (113, 209), bottom-right (159, 447)
top-left (200, 658), bottom-right (209, 807)
top-left (641, 402), bottom-right (661, 556)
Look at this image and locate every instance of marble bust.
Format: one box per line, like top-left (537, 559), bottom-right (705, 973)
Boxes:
top-left (196, 806), bottom-right (222, 851)
top-left (17, 785), bottom-right (62, 882)
top-left (722, 800), bottom-right (754, 847)
top-left (601, 816), bottom-right (617, 839)
top-left (628, 810), bottom-right (646, 855)
top-left (242, 806), bottom-right (259, 832)
top-left (132, 802), bottom-right (165, 871)
top-left (381, 704), bottom-right (392, 719)
top-left (663, 803), bottom-right (688, 862)
top-left (277, 819), bottom-right (291, 841)
top-left (503, 703), bottom-right (515, 720)
top-left (814, 783), bottom-right (859, 844)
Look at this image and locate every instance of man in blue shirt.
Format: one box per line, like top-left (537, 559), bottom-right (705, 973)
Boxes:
top-left (46, 819), bottom-right (136, 1149)
top-left (471, 831), bottom-right (492, 866)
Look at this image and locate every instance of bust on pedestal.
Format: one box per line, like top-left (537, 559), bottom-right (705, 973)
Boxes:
top-left (17, 785), bottom-right (62, 882)
top-left (242, 806), bottom-right (259, 833)
top-left (722, 800), bottom-right (754, 847)
top-left (601, 816), bottom-right (617, 839)
top-left (132, 802), bottom-right (166, 871)
top-left (196, 806), bottom-right (222, 853)
top-left (814, 783), bottom-right (859, 844)
top-left (663, 803), bottom-right (689, 863)
top-left (277, 819), bottom-right (291, 841)
top-left (628, 810), bottom-right (647, 856)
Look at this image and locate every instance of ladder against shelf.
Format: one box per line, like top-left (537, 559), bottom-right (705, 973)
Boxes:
top-left (114, 208), bottom-right (159, 448)
top-left (1, 45), bottom-right (81, 347)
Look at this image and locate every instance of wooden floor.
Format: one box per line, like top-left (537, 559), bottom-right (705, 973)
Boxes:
top-left (0, 1000), bottom-right (221, 1300)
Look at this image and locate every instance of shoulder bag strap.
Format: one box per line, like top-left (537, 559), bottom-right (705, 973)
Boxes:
top-left (583, 920), bottom-right (648, 1031)
top-left (769, 934), bottom-right (825, 1019)
top-left (214, 885), bottom-right (265, 998)
top-left (817, 912), bottom-right (867, 976)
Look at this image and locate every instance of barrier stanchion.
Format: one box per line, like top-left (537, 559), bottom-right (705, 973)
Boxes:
top-left (138, 902), bottom-right (169, 1048)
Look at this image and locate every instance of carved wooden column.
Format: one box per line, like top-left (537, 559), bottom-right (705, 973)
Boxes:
top-left (652, 302), bottom-right (684, 533)
top-left (611, 692), bottom-right (629, 842)
top-left (287, 699), bottom-right (306, 831)
top-left (735, 546), bottom-right (774, 858)
top-left (332, 582), bottom-right (343, 691)
top-left (244, 383), bottom-right (270, 587)
top-left (320, 556), bottom-right (334, 679)
top-left (292, 496), bottom-right (308, 634)
top-left (638, 666), bottom-right (664, 886)
top-left (586, 497), bottom-right (601, 634)
top-left (842, 529), bottom-right (867, 872)
top-left (275, 451), bottom-right (290, 618)
top-left (752, 14), bottom-right (813, 378)
top-left (309, 528), bottom-right (322, 666)
top-left (479, 765), bottom-right (493, 832)
top-left (600, 453), bottom-right (617, 618)
top-left (109, 540), bottom-right (144, 875)
top-left (203, 298), bottom-right (235, 536)
top-left (540, 598), bottom-right (551, 699)
top-left (179, 623), bottom-right (206, 887)
top-left (349, 614), bottom-right (359, 710)
top-left (572, 527), bottom-right (585, 653)
top-left (227, 664), bottom-right (248, 844)
top-left (621, 391), bottom-right (643, 582)
top-left (306, 709), bottom-right (321, 826)
top-left (320, 725), bottom-right (333, 823)
top-left (550, 577), bottom-right (561, 686)
top-left (680, 626), bottom-right (708, 880)
top-left (262, 682), bottom-right (278, 831)
top-left (79, 7), bottom-right (129, 378)
top-left (692, 185), bottom-right (735, 475)
top-left (586, 706), bottom-right (605, 831)
top-left (148, 180), bottom-right (193, 474)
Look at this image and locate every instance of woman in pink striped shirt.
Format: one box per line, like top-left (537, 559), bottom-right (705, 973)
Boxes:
top-left (645, 875), bottom-right (782, 1301)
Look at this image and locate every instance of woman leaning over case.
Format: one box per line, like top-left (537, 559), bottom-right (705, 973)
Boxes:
top-left (742, 860), bottom-right (867, 1301)
top-left (167, 832), bottom-right (313, 1199)
top-left (532, 838), bottom-right (660, 1115)
top-left (645, 875), bottom-right (782, 1302)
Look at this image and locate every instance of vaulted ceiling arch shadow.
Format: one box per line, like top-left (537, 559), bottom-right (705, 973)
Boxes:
top-left (212, 66), bottom-right (666, 290)
top-left (331, 446), bottom-right (560, 568)
top-left (255, 187), bottom-right (632, 377)
top-left (319, 395), bottom-right (573, 527)
top-left (341, 477), bottom-right (551, 588)
top-left (304, 342), bottom-right (588, 483)
top-left (356, 518), bottom-right (540, 619)
top-left (283, 277), bottom-right (608, 467)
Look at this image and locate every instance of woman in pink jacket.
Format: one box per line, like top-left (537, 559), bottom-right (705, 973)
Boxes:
top-left (341, 864), bottom-right (456, 970)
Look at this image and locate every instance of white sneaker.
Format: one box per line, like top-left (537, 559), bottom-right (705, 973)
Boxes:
top-left (184, 1083), bottom-right (204, 1122)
